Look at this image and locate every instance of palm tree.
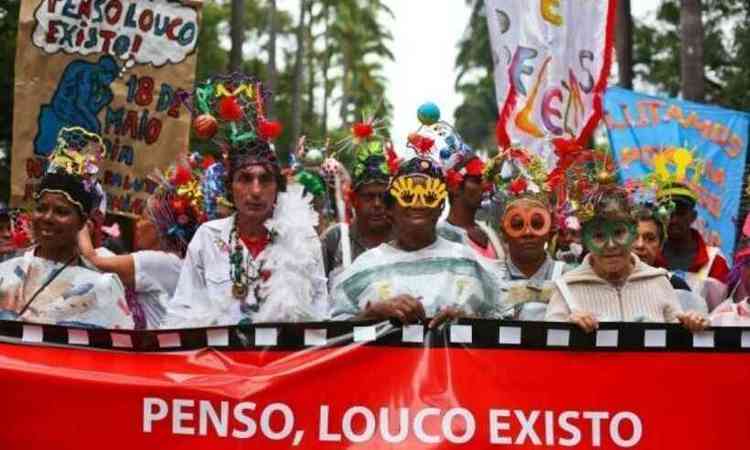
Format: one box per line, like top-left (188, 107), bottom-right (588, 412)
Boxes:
top-left (266, 0), bottom-right (278, 116)
top-left (327, 0), bottom-right (394, 125)
top-left (616, 0), bottom-right (634, 89)
top-left (290, 0), bottom-right (308, 148)
top-left (680, 0), bottom-right (705, 101)
top-left (228, 0), bottom-right (245, 71)
top-left (454, 0), bottom-right (497, 150)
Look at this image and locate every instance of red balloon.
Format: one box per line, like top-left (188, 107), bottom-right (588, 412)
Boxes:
top-left (193, 114), bottom-right (218, 139)
top-left (258, 119), bottom-right (283, 140)
top-left (218, 96), bottom-right (243, 122)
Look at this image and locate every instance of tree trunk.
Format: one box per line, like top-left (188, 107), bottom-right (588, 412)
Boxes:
top-left (266, 0), bottom-right (278, 116)
top-left (305, 0), bottom-right (315, 130)
top-left (321, 3), bottom-right (331, 135)
top-left (680, 0), bottom-right (705, 101)
top-left (290, 0), bottom-right (307, 151)
top-left (615, 0), bottom-right (633, 89)
top-left (339, 53), bottom-right (351, 125)
top-left (228, 0), bottom-right (245, 72)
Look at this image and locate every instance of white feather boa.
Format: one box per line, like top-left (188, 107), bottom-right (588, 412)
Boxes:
top-left (252, 185), bottom-right (328, 322)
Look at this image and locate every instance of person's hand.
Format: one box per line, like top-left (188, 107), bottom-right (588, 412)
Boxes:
top-left (570, 311), bottom-right (599, 333)
top-left (365, 295), bottom-right (426, 324)
top-left (428, 306), bottom-right (467, 329)
top-left (677, 311), bottom-right (710, 333)
top-left (77, 222), bottom-right (95, 257)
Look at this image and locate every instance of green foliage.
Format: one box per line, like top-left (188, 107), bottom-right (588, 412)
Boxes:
top-left (634, 0), bottom-right (750, 110)
top-left (453, 0), bottom-right (497, 153)
top-left (0, 0), bottom-right (20, 142)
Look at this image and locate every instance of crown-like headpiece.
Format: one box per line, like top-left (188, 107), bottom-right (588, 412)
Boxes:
top-left (182, 73), bottom-right (283, 168)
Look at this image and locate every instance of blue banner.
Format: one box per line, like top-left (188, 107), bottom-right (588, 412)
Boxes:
top-left (604, 87), bottom-right (750, 259)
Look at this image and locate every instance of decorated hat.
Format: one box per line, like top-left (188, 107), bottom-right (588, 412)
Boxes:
top-left (484, 145), bottom-right (549, 209)
top-left (336, 106), bottom-right (393, 189)
top-left (643, 146), bottom-right (702, 210)
top-left (36, 127), bottom-right (105, 215)
top-left (182, 73), bottom-right (283, 173)
top-left (545, 139), bottom-right (620, 225)
top-left (408, 102), bottom-right (484, 189)
top-left (147, 153), bottom-right (209, 256)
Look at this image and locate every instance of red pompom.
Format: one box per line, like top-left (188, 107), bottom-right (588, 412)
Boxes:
top-left (218, 96), bottom-right (243, 121)
top-left (385, 142), bottom-right (401, 174)
top-left (258, 119), bottom-right (283, 140)
top-left (407, 133), bottom-right (434, 155)
top-left (193, 114), bottom-right (218, 139)
top-left (509, 177), bottom-right (528, 195)
top-left (464, 158), bottom-right (485, 177)
top-left (172, 165), bottom-right (192, 186)
top-left (171, 197), bottom-right (189, 215)
top-left (445, 169), bottom-right (463, 189)
top-left (11, 230), bottom-right (30, 249)
top-left (352, 122), bottom-right (374, 140)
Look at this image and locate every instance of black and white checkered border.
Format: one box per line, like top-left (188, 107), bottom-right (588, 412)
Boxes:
top-left (1, 319), bottom-right (749, 352)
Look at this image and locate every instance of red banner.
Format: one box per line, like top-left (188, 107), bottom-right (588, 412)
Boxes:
top-left (1, 320), bottom-right (749, 449)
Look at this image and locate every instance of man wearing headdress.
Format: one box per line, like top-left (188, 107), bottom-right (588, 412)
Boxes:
top-left (164, 75), bottom-right (327, 327)
top-left (320, 135), bottom-right (393, 280)
top-left (409, 103), bottom-right (504, 259)
top-left (330, 156), bottom-right (507, 326)
top-left (658, 182), bottom-right (729, 287)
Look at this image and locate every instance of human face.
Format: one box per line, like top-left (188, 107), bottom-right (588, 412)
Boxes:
top-left (557, 227), bottom-right (581, 250)
top-left (133, 217), bottom-right (159, 251)
top-left (353, 182), bottom-right (389, 231)
top-left (632, 220), bottom-right (662, 266)
top-left (585, 217), bottom-right (636, 278)
top-left (32, 192), bottom-right (85, 253)
top-left (667, 201), bottom-right (696, 241)
top-left (0, 218), bottom-right (12, 253)
top-left (503, 199), bottom-right (551, 259)
top-left (458, 175), bottom-right (484, 210)
top-left (390, 176), bottom-right (443, 241)
top-left (231, 165), bottom-right (278, 224)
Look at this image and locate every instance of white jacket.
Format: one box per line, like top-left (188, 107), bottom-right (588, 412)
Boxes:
top-left (165, 191), bottom-right (328, 328)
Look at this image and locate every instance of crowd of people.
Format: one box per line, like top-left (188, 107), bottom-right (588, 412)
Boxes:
top-left (1, 73), bottom-right (748, 333)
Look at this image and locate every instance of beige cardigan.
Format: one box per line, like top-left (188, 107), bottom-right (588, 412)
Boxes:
top-left (545, 254), bottom-right (684, 323)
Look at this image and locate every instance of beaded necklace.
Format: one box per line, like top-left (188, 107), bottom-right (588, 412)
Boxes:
top-left (229, 221), bottom-right (270, 306)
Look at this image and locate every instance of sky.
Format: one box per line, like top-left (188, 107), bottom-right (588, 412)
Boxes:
top-left (384, 0), bottom-right (656, 148)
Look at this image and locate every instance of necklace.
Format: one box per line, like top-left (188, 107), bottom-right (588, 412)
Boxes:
top-left (18, 250), bottom-right (79, 317)
top-left (229, 221), bottom-right (268, 304)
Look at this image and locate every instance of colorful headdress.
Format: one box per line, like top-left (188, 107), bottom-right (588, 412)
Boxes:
top-left (182, 73), bottom-right (283, 172)
top-left (484, 145), bottom-right (549, 210)
top-left (147, 153), bottom-right (208, 256)
top-left (546, 139), bottom-right (619, 225)
top-left (644, 146), bottom-right (702, 210)
top-left (389, 156), bottom-right (447, 209)
top-left (408, 102), bottom-right (484, 189)
top-left (336, 105), bottom-right (393, 189)
top-left (36, 127), bottom-right (104, 215)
